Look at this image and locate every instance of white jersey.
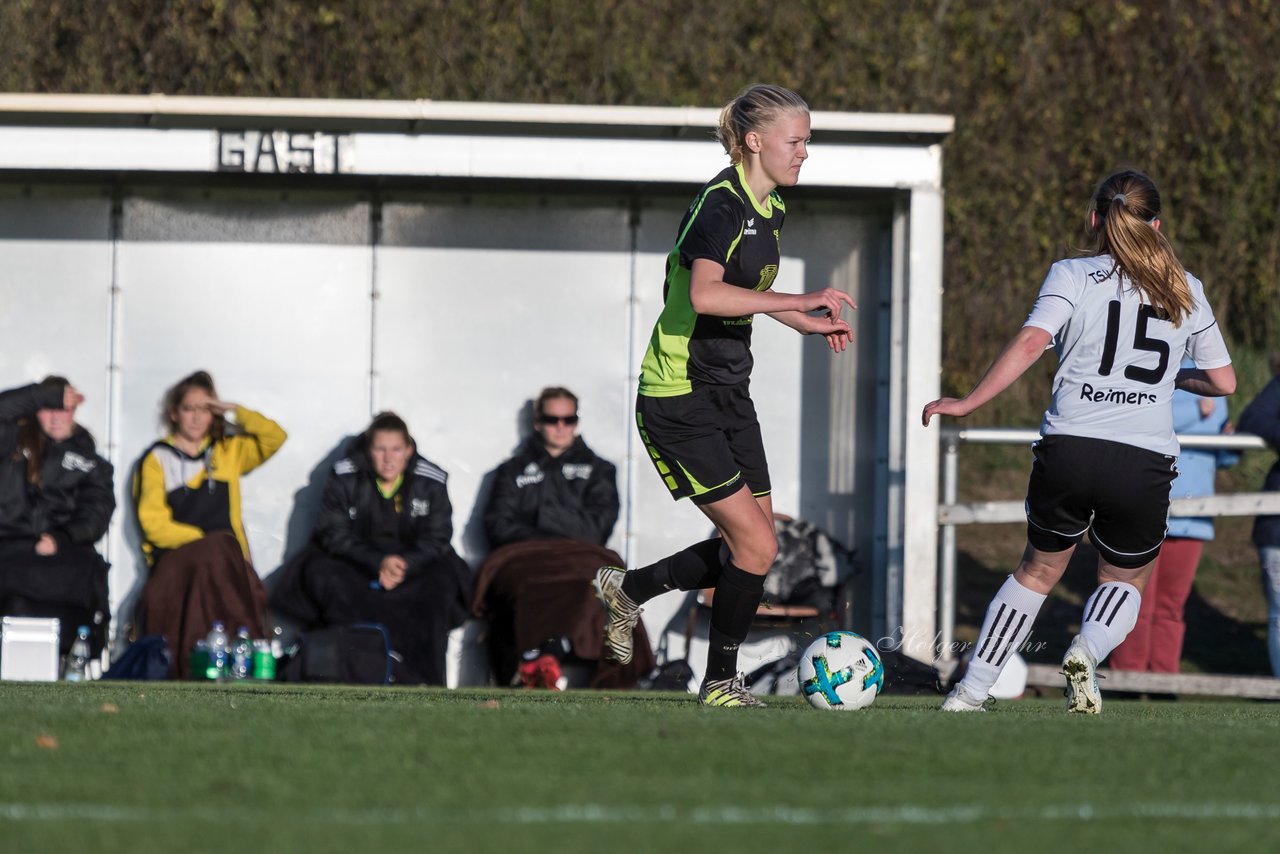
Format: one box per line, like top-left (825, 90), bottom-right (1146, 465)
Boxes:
top-left (1023, 255), bottom-right (1231, 456)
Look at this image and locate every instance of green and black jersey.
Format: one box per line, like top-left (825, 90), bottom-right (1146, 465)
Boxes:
top-left (638, 162), bottom-right (785, 397)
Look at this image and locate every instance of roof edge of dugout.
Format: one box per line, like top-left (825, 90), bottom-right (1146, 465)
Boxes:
top-left (0, 93), bottom-right (954, 143)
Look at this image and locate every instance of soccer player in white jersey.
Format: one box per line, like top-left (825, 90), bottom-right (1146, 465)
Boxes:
top-left (922, 170), bottom-right (1236, 713)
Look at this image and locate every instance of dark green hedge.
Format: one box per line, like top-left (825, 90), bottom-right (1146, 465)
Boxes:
top-left (4, 0), bottom-right (1277, 399)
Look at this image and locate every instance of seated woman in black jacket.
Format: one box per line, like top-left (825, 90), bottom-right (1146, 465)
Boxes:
top-left (483, 387), bottom-right (620, 551)
top-left (472, 387), bottom-right (653, 689)
top-left (270, 412), bottom-right (470, 684)
top-left (0, 377), bottom-right (115, 658)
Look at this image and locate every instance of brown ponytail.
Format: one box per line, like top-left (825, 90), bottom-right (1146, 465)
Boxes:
top-left (16, 375), bottom-right (75, 487)
top-left (1089, 170), bottom-right (1193, 326)
top-left (16, 418), bottom-right (46, 486)
top-left (163, 370), bottom-right (226, 442)
top-left (362, 411), bottom-right (414, 451)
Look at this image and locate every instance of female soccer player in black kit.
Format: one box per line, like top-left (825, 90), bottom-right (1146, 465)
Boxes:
top-left (595, 84), bottom-right (856, 707)
top-left (923, 170), bottom-right (1235, 714)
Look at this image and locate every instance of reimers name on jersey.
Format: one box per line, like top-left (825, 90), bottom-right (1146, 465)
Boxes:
top-left (1079, 383), bottom-right (1158, 406)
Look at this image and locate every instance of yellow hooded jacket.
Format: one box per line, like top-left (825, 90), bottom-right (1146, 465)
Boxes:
top-left (135, 406), bottom-right (286, 565)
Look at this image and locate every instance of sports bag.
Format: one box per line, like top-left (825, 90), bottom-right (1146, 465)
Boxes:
top-left (101, 634), bottom-right (172, 681)
top-left (279, 623), bottom-right (397, 685)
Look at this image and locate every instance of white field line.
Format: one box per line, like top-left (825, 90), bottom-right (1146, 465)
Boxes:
top-left (1, 802), bottom-right (1279, 825)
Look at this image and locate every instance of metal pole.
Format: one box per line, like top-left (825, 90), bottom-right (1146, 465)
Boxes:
top-left (938, 434), bottom-right (959, 662)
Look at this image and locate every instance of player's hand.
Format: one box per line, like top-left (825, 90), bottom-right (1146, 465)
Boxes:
top-left (823, 323), bottom-right (854, 353)
top-left (62, 385), bottom-right (85, 410)
top-left (206, 399), bottom-right (238, 415)
top-left (921, 397), bottom-right (973, 426)
top-left (35, 533), bottom-right (58, 556)
top-left (796, 288), bottom-right (857, 321)
top-left (789, 311), bottom-right (852, 349)
top-left (1198, 398), bottom-right (1215, 419)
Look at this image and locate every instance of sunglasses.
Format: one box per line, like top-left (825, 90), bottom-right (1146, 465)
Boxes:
top-left (538, 414), bottom-right (579, 426)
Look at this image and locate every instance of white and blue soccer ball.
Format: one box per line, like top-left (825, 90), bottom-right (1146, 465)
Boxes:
top-left (798, 631), bottom-right (885, 711)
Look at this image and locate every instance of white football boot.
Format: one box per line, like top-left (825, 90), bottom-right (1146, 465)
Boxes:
top-left (940, 682), bottom-right (990, 712)
top-left (1062, 636), bottom-right (1102, 714)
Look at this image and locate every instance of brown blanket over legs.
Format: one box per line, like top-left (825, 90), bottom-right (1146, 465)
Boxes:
top-left (472, 540), bottom-right (655, 689)
top-left (139, 532), bottom-right (268, 679)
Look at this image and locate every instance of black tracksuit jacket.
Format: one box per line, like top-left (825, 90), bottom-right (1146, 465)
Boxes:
top-left (314, 448), bottom-right (454, 579)
top-left (483, 435), bottom-right (619, 549)
top-left (0, 381), bottom-right (115, 548)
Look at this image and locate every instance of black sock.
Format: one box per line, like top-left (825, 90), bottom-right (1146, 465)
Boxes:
top-left (705, 560), bottom-right (765, 683)
top-left (621, 539), bottom-right (723, 604)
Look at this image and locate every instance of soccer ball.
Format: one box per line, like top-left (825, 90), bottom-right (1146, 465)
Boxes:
top-left (798, 631), bottom-right (885, 711)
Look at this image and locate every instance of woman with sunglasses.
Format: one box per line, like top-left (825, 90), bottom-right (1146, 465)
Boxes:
top-left (474, 387), bottom-right (634, 689)
top-left (483, 387), bottom-right (619, 550)
top-left (595, 84), bottom-right (855, 707)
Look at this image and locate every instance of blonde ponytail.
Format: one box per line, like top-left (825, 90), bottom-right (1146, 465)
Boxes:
top-left (1090, 171), bottom-right (1193, 326)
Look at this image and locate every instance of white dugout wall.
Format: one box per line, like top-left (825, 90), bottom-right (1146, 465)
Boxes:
top-left (0, 96), bottom-right (951, 668)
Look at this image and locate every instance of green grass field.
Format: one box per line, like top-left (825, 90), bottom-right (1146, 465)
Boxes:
top-left (3, 682), bottom-right (1279, 853)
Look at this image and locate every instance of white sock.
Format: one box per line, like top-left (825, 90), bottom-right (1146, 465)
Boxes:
top-left (959, 575), bottom-right (1047, 698)
top-left (1078, 581), bottom-right (1141, 663)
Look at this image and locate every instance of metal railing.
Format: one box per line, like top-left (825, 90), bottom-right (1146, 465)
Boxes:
top-left (936, 427), bottom-right (1279, 662)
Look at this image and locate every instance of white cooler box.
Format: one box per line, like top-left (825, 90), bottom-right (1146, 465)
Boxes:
top-left (1, 616), bottom-right (61, 681)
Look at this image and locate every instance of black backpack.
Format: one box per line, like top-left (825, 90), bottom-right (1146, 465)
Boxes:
top-left (763, 517), bottom-right (854, 613)
top-left (279, 623), bottom-right (408, 685)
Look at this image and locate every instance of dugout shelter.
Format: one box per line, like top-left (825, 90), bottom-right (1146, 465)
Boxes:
top-left (0, 94), bottom-right (952, 672)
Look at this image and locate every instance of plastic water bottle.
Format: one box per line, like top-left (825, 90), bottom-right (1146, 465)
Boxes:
top-left (206, 621), bottom-right (229, 681)
top-left (231, 626), bottom-right (253, 680)
top-left (270, 625), bottom-right (284, 661)
top-left (189, 639), bottom-right (210, 680)
top-left (65, 626), bottom-right (90, 682)
top-left (252, 639), bottom-right (276, 681)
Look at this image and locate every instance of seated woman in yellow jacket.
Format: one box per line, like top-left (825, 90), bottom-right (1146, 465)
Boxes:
top-left (135, 370), bottom-right (286, 678)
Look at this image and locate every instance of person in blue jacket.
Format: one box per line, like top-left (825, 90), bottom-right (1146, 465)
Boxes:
top-left (1110, 357), bottom-right (1237, 672)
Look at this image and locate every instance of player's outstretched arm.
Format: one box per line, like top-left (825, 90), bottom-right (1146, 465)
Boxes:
top-left (688, 259), bottom-right (856, 320)
top-left (922, 326), bottom-right (1053, 426)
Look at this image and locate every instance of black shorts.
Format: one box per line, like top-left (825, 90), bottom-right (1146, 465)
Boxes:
top-left (1025, 434), bottom-right (1177, 570)
top-left (635, 383), bottom-right (771, 505)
